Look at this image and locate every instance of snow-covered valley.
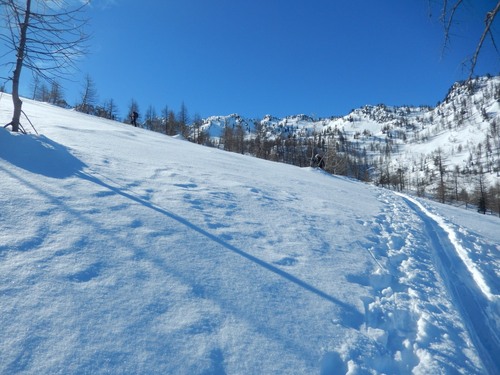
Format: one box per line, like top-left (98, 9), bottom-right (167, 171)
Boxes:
top-left (1, 97), bottom-right (499, 374)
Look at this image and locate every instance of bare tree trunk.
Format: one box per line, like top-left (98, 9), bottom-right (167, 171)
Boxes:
top-left (10, 0), bottom-right (31, 132)
top-left (2, 0), bottom-right (89, 132)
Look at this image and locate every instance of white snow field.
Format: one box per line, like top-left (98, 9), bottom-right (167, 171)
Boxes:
top-left (1, 97), bottom-right (499, 374)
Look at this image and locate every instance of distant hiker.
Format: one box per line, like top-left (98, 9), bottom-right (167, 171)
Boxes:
top-left (131, 111), bottom-right (139, 127)
top-left (311, 154), bottom-right (325, 169)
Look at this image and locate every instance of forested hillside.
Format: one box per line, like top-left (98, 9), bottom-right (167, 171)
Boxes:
top-left (199, 75), bottom-right (500, 214)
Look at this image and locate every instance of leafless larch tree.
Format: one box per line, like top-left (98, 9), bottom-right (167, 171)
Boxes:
top-left (0, 0), bottom-right (90, 132)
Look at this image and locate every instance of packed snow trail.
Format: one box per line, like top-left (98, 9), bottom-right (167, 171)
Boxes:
top-left (398, 193), bottom-right (500, 374)
top-left (348, 190), bottom-right (487, 374)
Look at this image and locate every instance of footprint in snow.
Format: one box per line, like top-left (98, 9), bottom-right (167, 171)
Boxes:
top-left (68, 263), bottom-right (102, 282)
top-left (273, 257), bottom-right (298, 266)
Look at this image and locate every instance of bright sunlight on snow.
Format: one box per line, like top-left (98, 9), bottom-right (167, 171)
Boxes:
top-left (1, 97), bottom-right (499, 374)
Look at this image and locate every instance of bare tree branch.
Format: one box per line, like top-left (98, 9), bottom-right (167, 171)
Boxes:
top-left (0, 0), bottom-right (90, 132)
top-left (442, 0), bottom-right (464, 51)
top-left (433, 0), bottom-right (500, 80)
top-left (469, 1), bottom-right (500, 80)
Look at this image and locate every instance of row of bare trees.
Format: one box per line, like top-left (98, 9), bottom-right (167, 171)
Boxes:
top-left (209, 116), bottom-right (499, 215)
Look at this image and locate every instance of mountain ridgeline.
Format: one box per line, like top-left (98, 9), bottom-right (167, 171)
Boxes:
top-left (197, 75), bottom-right (500, 215)
top-left (15, 74), bottom-right (500, 214)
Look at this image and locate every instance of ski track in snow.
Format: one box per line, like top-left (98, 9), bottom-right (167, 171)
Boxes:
top-left (339, 190), bottom-right (484, 374)
top-left (397, 193), bottom-right (500, 374)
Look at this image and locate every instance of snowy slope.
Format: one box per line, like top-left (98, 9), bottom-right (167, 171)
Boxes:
top-left (1, 97), bottom-right (499, 374)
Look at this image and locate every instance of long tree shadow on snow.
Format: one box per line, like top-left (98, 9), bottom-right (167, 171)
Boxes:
top-left (0, 130), bottom-right (363, 326)
top-left (0, 129), bottom-right (86, 178)
top-left (78, 170), bottom-right (364, 328)
top-left (1, 141), bottom-right (360, 372)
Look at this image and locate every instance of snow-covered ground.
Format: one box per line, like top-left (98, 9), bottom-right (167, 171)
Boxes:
top-left (1, 97), bottom-right (499, 374)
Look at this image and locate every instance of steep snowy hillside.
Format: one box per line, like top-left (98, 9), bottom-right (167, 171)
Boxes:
top-left (0, 98), bottom-right (499, 374)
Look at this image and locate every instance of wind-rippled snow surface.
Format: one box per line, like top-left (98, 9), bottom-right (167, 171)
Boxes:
top-left (1, 98), bottom-right (498, 374)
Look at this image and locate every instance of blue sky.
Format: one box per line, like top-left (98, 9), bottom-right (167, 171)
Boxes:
top-left (6, 0), bottom-right (500, 120)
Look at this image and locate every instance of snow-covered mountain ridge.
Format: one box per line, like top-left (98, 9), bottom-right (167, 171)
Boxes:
top-left (201, 76), bottom-right (499, 212)
top-left (202, 75), bottom-right (498, 143)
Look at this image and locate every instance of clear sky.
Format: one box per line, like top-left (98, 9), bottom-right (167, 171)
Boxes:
top-left (5, 0), bottom-right (500, 120)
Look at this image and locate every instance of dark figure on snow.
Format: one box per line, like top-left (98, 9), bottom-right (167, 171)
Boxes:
top-left (131, 111), bottom-right (139, 127)
top-left (311, 154), bottom-right (325, 169)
